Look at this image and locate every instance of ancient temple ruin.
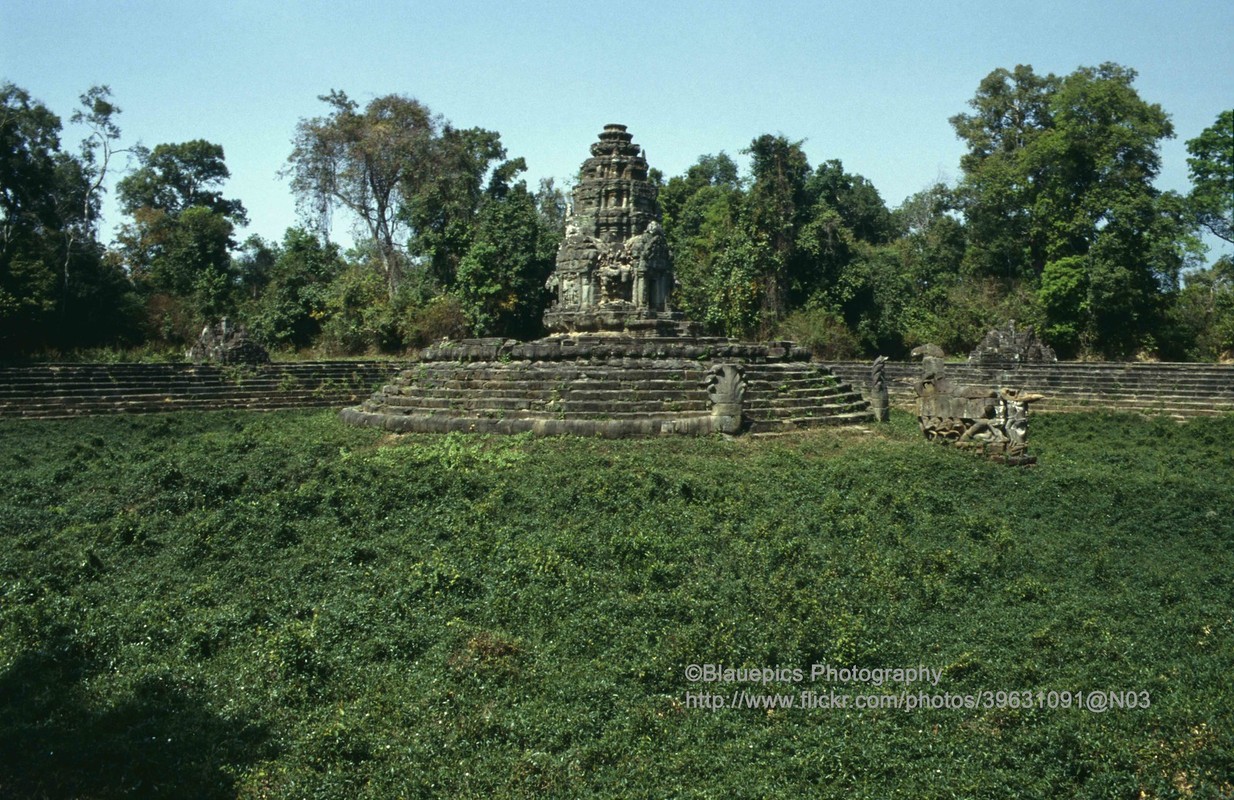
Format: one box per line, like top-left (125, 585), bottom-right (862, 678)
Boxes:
top-left (341, 125), bottom-right (873, 437)
top-left (544, 124), bottom-right (696, 336)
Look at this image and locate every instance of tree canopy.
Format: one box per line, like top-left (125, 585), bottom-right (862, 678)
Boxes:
top-left (1186, 110), bottom-right (1234, 244)
top-left (117, 140), bottom-right (247, 224)
top-left (0, 70), bottom-right (1228, 360)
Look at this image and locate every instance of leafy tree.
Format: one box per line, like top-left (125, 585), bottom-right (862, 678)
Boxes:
top-left (742, 134), bottom-right (811, 322)
top-left (795, 159), bottom-right (895, 319)
top-left (664, 146), bottom-right (895, 343)
top-left (660, 154), bottom-right (746, 334)
top-left (950, 65), bottom-right (1057, 280)
top-left (234, 234), bottom-right (278, 301)
top-left (1, 83), bottom-right (65, 347)
top-left (1186, 110), bottom-right (1234, 244)
top-left (117, 140), bottom-right (247, 223)
top-left (64, 86), bottom-right (127, 304)
top-left (805, 159), bottom-right (894, 245)
top-left (454, 182), bottom-right (557, 338)
top-left (286, 91), bottom-right (438, 298)
top-left (116, 139), bottom-right (246, 333)
top-left (246, 228), bottom-right (343, 349)
top-left (0, 83), bottom-right (138, 353)
top-left (1038, 255), bottom-right (1089, 353)
top-left (891, 183), bottom-right (967, 319)
top-left (659, 152), bottom-right (740, 227)
top-left (951, 63), bottom-right (1190, 357)
top-left (405, 125), bottom-right (527, 289)
top-left (695, 228), bottom-right (765, 337)
top-left (146, 206), bottom-right (237, 320)
top-left (533, 177), bottom-right (568, 240)
top-left (319, 254), bottom-right (395, 354)
top-left (1171, 255), bottom-right (1234, 359)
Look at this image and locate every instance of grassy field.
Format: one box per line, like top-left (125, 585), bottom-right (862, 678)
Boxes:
top-left (1, 409), bottom-right (1231, 798)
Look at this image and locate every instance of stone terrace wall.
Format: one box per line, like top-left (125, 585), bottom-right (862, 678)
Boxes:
top-left (5, 359), bottom-right (1231, 421)
top-left (829, 361), bottom-right (1234, 419)
top-left (0, 361), bottom-right (404, 419)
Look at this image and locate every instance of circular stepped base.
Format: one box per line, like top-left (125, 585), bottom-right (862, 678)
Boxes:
top-left (342, 335), bottom-right (874, 437)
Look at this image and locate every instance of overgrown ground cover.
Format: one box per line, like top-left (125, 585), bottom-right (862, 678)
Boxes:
top-left (1, 409), bottom-right (1231, 798)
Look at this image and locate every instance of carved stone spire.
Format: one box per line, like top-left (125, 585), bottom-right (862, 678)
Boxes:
top-left (543, 125), bottom-right (696, 336)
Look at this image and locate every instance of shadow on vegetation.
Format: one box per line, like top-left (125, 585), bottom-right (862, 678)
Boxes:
top-left (0, 627), bottom-right (270, 799)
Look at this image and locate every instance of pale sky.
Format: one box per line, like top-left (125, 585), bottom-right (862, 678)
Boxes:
top-left (3, 0), bottom-right (1231, 260)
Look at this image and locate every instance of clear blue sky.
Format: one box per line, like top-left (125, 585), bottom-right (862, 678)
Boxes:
top-left (3, 0), bottom-right (1231, 259)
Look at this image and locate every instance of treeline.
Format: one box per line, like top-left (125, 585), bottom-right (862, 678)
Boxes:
top-left (2, 63), bottom-right (1231, 361)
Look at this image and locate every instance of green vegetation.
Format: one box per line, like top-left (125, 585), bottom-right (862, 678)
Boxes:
top-left (3, 67), bottom-right (1233, 361)
top-left (2, 410), bottom-right (1232, 797)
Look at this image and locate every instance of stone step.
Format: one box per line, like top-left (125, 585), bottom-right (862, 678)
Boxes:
top-left (747, 411), bottom-right (876, 433)
top-left (395, 378), bottom-right (709, 393)
top-left (744, 378), bottom-right (842, 392)
top-left (372, 395), bottom-right (710, 413)
top-left (0, 391), bottom-right (367, 414)
top-left (0, 365), bottom-right (386, 378)
top-left (0, 386), bottom-right (370, 404)
top-left (399, 370), bottom-right (709, 384)
top-left (361, 405), bottom-right (712, 422)
top-left (746, 396), bottom-right (868, 413)
top-left (746, 403), bottom-right (869, 419)
top-left (2, 398), bottom-right (350, 419)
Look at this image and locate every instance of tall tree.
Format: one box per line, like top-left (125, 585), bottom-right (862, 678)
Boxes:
top-left (533, 177), bottom-right (568, 239)
top-left (1186, 110), bottom-right (1234, 244)
top-left (403, 125), bottom-right (527, 289)
top-left (743, 134), bottom-right (811, 323)
top-left (950, 65), bottom-right (1057, 280)
top-left (453, 181), bottom-right (557, 338)
top-left (660, 153), bottom-right (747, 335)
top-left (246, 228), bottom-right (343, 348)
top-left (64, 86), bottom-right (126, 311)
top-left (1, 83), bottom-right (63, 342)
top-left (285, 91), bottom-right (438, 298)
top-left (659, 152), bottom-right (740, 227)
top-left (805, 159), bottom-right (894, 245)
top-left (0, 83), bottom-right (137, 353)
top-left (117, 140), bottom-right (247, 330)
top-left (951, 63), bottom-right (1189, 356)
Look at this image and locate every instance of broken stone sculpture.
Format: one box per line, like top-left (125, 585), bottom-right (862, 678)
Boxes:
top-left (912, 344), bottom-right (1043, 465)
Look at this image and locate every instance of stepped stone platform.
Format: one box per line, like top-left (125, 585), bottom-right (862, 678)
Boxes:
top-left (342, 126), bottom-right (873, 439)
top-left (340, 336), bottom-right (874, 437)
top-left (830, 361), bottom-right (1234, 419)
top-left (0, 361), bottom-right (401, 419)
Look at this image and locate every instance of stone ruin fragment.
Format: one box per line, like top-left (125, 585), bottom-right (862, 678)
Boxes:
top-left (968, 319), bottom-right (1057, 368)
top-left (869, 355), bottom-right (890, 422)
top-left (912, 344), bottom-right (1043, 465)
top-left (187, 318), bottom-right (270, 365)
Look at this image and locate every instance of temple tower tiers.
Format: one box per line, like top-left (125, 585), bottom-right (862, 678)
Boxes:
top-left (543, 124), bottom-right (697, 336)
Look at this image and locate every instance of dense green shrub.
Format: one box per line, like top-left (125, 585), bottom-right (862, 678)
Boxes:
top-left (1, 411), bottom-right (1232, 797)
top-left (776, 306), bottom-right (862, 359)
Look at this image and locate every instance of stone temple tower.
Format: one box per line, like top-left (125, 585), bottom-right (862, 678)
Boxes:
top-left (543, 124), bottom-right (697, 336)
top-left (342, 124), bottom-right (875, 438)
